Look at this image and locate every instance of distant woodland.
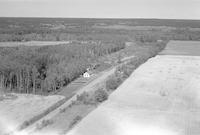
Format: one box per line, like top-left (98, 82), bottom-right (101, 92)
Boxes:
top-left (0, 18), bottom-right (200, 42)
top-left (0, 18), bottom-right (200, 94)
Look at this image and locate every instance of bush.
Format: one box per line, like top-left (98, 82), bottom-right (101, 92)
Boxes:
top-left (36, 119), bottom-right (54, 130)
top-left (106, 76), bottom-right (122, 91)
top-left (117, 65), bottom-right (133, 78)
top-left (21, 121), bottom-right (31, 129)
top-left (59, 107), bottom-right (67, 113)
top-left (94, 88), bottom-right (108, 103)
top-left (69, 115), bottom-right (82, 129)
top-left (117, 54), bottom-right (122, 64)
top-left (75, 91), bottom-right (96, 105)
top-left (76, 92), bottom-right (89, 102)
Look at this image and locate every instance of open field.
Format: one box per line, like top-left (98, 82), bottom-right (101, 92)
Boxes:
top-left (1, 17), bottom-right (200, 135)
top-left (0, 35), bottom-right (164, 134)
top-left (19, 41), bottom-right (164, 135)
top-left (22, 60), bottom-right (123, 135)
top-left (67, 41), bottom-right (200, 135)
top-left (0, 41), bottom-right (70, 47)
top-left (160, 40), bottom-right (200, 56)
top-left (67, 54), bottom-right (200, 135)
top-left (93, 25), bottom-right (176, 31)
top-left (0, 93), bottom-right (65, 135)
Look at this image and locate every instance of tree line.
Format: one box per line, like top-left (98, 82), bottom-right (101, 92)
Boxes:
top-left (0, 41), bottom-right (125, 94)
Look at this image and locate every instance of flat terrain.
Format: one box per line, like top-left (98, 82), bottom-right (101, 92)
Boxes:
top-left (67, 41), bottom-right (200, 135)
top-left (22, 62), bottom-right (119, 135)
top-left (0, 93), bottom-right (64, 134)
top-left (67, 55), bottom-right (200, 135)
top-left (93, 25), bottom-right (175, 31)
top-left (21, 50), bottom-right (137, 135)
top-left (0, 41), bottom-right (70, 47)
top-left (159, 40), bottom-right (200, 56)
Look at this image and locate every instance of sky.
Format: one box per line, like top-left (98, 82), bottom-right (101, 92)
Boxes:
top-left (0, 0), bottom-right (200, 19)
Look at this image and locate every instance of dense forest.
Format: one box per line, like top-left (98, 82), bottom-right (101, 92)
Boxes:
top-left (0, 41), bottom-right (125, 94)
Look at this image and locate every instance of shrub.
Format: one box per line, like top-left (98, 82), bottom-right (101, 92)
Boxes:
top-left (94, 88), bottom-right (108, 103)
top-left (117, 65), bottom-right (133, 78)
top-left (36, 119), bottom-right (54, 130)
top-left (59, 107), bottom-right (67, 113)
top-left (69, 115), bottom-right (82, 129)
top-left (75, 91), bottom-right (95, 105)
top-left (106, 76), bottom-right (122, 91)
top-left (117, 54), bottom-right (122, 64)
top-left (21, 121), bottom-right (31, 129)
top-left (76, 92), bottom-right (89, 102)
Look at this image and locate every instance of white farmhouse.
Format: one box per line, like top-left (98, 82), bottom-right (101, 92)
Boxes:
top-left (83, 72), bottom-right (90, 78)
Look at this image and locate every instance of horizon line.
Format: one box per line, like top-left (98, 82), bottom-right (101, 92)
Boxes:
top-left (0, 16), bottom-right (200, 21)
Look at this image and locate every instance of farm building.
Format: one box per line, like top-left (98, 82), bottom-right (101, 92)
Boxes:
top-left (83, 72), bottom-right (90, 78)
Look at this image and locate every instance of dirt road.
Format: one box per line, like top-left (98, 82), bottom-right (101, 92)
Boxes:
top-left (21, 54), bottom-right (135, 135)
top-left (67, 41), bottom-right (200, 135)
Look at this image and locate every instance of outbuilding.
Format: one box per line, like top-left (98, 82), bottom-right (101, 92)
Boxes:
top-left (83, 72), bottom-right (90, 78)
